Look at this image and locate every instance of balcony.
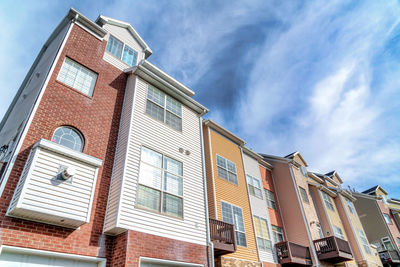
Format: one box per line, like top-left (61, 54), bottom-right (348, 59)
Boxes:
top-left (275, 241), bottom-right (312, 266)
top-left (379, 250), bottom-right (400, 265)
top-left (209, 218), bottom-right (236, 256)
top-left (313, 236), bottom-right (353, 263)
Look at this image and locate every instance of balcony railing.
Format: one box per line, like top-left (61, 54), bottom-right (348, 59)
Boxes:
top-left (209, 218), bottom-right (236, 256)
top-left (275, 241), bottom-right (312, 266)
top-left (379, 250), bottom-right (400, 265)
top-left (313, 236), bottom-right (353, 263)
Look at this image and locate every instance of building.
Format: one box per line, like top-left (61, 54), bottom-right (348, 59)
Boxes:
top-left (0, 8), bottom-right (210, 267)
top-left (262, 152), bottom-right (381, 267)
top-left (353, 186), bottom-right (400, 266)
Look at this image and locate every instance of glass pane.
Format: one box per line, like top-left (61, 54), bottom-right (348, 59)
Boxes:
top-left (233, 206), bottom-right (245, 232)
top-left (106, 35), bottom-right (123, 59)
top-left (138, 163), bottom-right (162, 189)
top-left (257, 237), bottom-right (265, 251)
top-left (255, 188), bottom-right (262, 199)
top-left (236, 232), bottom-right (247, 247)
top-left (227, 161), bottom-right (236, 173)
top-left (137, 185), bottom-right (160, 211)
top-left (165, 111), bottom-right (182, 131)
top-left (216, 155), bottom-right (226, 168)
top-left (217, 167), bottom-right (228, 180)
top-left (164, 172), bottom-right (183, 196)
top-left (51, 126), bottom-right (83, 152)
top-left (146, 100), bottom-right (164, 122)
top-left (254, 217), bottom-right (261, 236)
top-left (253, 178), bottom-right (261, 189)
top-left (260, 218), bottom-right (270, 239)
top-left (122, 45), bottom-right (138, 66)
top-left (163, 193), bottom-right (183, 217)
top-left (221, 202), bottom-right (233, 224)
top-left (248, 186), bottom-right (255, 196)
top-left (141, 147), bottom-right (162, 167)
top-left (147, 86), bottom-right (165, 107)
top-left (164, 157), bottom-right (182, 175)
top-left (166, 96), bottom-right (182, 116)
top-left (228, 172), bottom-right (237, 184)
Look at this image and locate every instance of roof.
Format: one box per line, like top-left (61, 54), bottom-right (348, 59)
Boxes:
top-left (362, 185), bottom-right (388, 195)
top-left (203, 120), bottom-right (245, 146)
top-left (96, 15), bottom-right (152, 58)
top-left (325, 170), bottom-right (343, 184)
top-left (242, 147), bottom-right (273, 169)
top-left (284, 151), bottom-right (308, 166)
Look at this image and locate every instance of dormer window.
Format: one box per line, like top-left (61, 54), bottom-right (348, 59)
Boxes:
top-left (106, 35), bottom-right (138, 67)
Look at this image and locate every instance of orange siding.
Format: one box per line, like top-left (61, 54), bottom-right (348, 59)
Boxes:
top-left (203, 125), bottom-right (216, 219)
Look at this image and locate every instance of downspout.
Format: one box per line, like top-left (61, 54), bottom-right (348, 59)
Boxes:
top-left (199, 117), bottom-right (214, 267)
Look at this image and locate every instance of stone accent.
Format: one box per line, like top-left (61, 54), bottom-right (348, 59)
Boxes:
top-left (217, 256), bottom-right (262, 267)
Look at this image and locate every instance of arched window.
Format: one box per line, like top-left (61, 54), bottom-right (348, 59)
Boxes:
top-left (51, 126), bottom-right (84, 152)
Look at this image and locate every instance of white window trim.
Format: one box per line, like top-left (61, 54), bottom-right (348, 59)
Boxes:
top-left (246, 174), bottom-right (262, 199)
top-left (322, 191), bottom-right (335, 211)
top-left (333, 225), bottom-right (345, 240)
top-left (216, 154), bottom-right (237, 185)
top-left (140, 257), bottom-right (204, 267)
top-left (383, 213), bottom-right (393, 225)
top-left (145, 85), bottom-right (183, 132)
top-left (220, 200), bottom-right (247, 247)
top-left (346, 198), bottom-right (355, 215)
top-left (0, 245), bottom-right (106, 267)
top-left (106, 34), bottom-right (138, 67)
top-left (254, 215), bottom-right (272, 251)
top-left (382, 237), bottom-right (394, 250)
top-left (265, 188), bottom-right (276, 209)
top-left (136, 146), bottom-right (184, 218)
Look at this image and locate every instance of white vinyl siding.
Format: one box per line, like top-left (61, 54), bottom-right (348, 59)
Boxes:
top-left (357, 228), bottom-right (372, 255)
top-left (254, 216), bottom-right (272, 252)
top-left (104, 76), bottom-right (206, 245)
top-left (146, 86), bottom-right (182, 131)
top-left (246, 174), bottom-right (262, 199)
top-left (216, 155), bottom-right (237, 185)
top-left (221, 201), bottom-right (246, 247)
top-left (57, 58), bottom-right (97, 96)
top-left (322, 191), bottom-right (335, 211)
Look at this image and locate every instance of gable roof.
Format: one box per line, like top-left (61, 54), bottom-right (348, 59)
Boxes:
top-left (362, 185), bottom-right (388, 195)
top-left (325, 170), bottom-right (343, 184)
top-left (284, 151), bottom-right (308, 166)
top-left (96, 15), bottom-right (152, 58)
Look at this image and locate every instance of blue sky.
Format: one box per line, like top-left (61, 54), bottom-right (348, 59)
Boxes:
top-left (1, 0), bottom-right (400, 196)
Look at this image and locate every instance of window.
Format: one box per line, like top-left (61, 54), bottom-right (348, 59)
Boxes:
top-left (247, 175), bottom-right (262, 198)
top-left (265, 189), bottom-right (276, 210)
top-left (146, 86), bottom-right (182, 131)
top-left (254, 216), bottom-right (272, 251)
top-left (333, 225), bottom-right (345, 240)
top-left (397, 237), bottom-right (400, 249)
top-left (346, 198), bottom-right (355, 215)
top-left (357, 229), bottom-right (372, 255)
top-left (106, 35), bottom-right (138, 67)
top-left (51, 126), bottom-right (84, 152)
top-left (57, 58), bottom-right (97, 96)
top-left (300, 165), bottom-right (308, 177)
top-left (299, 186), bottom-right (309, 203)
top-left (382, 237), bottom-right (394, 250)
top-left (216, 155), bottom-right (237, 185)
top-left (322, 191), bottom-right (335, 211)
top-left (221, 201), bottom-right (246, 247)
top-left (137, 147), bottom-right (183, 218)
top-left (272, 225), bottom-right (284, 244)
top-left (317, 223), bottom-right (324, 238)
top-left (383, 213), bottom-right (392, 225)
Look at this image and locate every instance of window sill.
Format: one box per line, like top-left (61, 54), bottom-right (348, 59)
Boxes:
top-left (104, 50), bottom-right (133, 68)
top-left (135, 205), bottom-right (184, 221)
top-left (143, 112), bottom-right (183, 134)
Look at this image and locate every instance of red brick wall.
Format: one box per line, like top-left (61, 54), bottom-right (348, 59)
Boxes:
top-left (0, 23), bottom-right (126, 259)
top-left (110, 230), bottom-right (208, 266)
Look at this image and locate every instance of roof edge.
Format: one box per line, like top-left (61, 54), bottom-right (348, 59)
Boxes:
top-left (203, 120), bottom-right (245, 146)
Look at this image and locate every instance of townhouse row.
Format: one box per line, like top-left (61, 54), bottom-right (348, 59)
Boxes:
top-left (0, 8), bottom-right (398, 267)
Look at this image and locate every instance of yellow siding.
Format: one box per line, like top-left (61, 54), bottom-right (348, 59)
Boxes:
top-left (208, 129), bottom-right (259, 262)
top-left (321, 191), bottom-right (348, 240)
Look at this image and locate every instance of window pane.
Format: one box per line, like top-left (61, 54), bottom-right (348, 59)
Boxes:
top-left (228, 172), bottom-right (237, 184)
top-left (164, 172), bottom-right (183, 196)
top-left (146, 100), bottom-right (165, 122)
top-left (227, 161), bottom-right (236, 173)
top-left (137, 185), bottom-right (160, 211)
top-left (147, 86), bottom-right (165, 107)
top-left (138, 163), bottom-right (162, 189)
top-left (216, 155), bottom-right (226, 168)
top-left (299, 187), bottom-right (309, 203)
top-left (106, 35), bottom-right (123, 59)
top-left (255, 188), bottom-right (262, 199)
top-left (166, 96), bottom-right (182, 117)
top-left (57, 58), bottom-right (97, 96)
top-left (233, 206), bottom-right (245, 232)
top-left (141, 147), bottom-right (162, 167)
top-left (162, 193), bottom-right (183, 217)
top-left (52, 126), bottom-right (83, 152)
top-left (221, 202), bottom-right (233, 225)
top-left (122, 45), bottom-right (138, 66)
top-left (166, 111), bottom-right (182, 131)
top-left (236, 232), bottom-right (247, 247)
top-left (217, 167), bottom-right (228, 180)
top-left (164, 157), bottom-right (182, 176)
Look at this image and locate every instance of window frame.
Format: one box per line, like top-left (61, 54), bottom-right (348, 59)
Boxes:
top-left (265, 189), bottom-right (276, 210)
top-left (333, 225), bottom-right (345, 240)
top-left (106, 34), bottom-right (138, 67)
top-left (145, 85), bottom-right (183, 132)
top-left (383, 213), bottom-right (393, 225)
top-left (215, 154), bottom-right (238, 185)
top-left (300, 165), bottom-right (308, 177)
top-left (346, 198), bottom-right (356, 215)
top-left (51, 126), bottom-right (84, 152)
top-left (136, 146), bottom-right (184, 218)
top-left (382, 237), bottom-right (394, 251)
top-left (322, 191), bottom-right (335, 211)
top-left (56, 57), bottom-right (98, 97)
top-left (220, 201), bottom-right (247, 247)
top-left (246, 174), bottom-right (262, 199)
top-left (357, 228), bottom-right (372, 255)
top-left (272, 225), bottom-right (284, 244)
top-left (253, 215), bottom-right (272, 251)
top-left (299, 186), bottom-right (310, 204)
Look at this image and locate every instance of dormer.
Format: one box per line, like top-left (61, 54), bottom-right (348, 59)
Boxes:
top-left (324, 170), bottom-right (343, 187)
top-left (362, 185), bottom-right (388, 197)
top-left (96, 15), bottom-right (152, 70)
top-left (285, 151), bottom-right (308, 177)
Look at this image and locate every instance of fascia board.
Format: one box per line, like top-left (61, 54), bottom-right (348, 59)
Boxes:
top-left (308, 172), bottom-right (324, 184)
top-left (242, 147), bottom-right (273, 169)
top-left (69, 8), bottom-right (106, 38)
top-left (203, 120), bottom-right (245, 146)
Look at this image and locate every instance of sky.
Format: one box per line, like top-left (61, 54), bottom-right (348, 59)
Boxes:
top-left (1, 0), bottom-right (400, 196)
